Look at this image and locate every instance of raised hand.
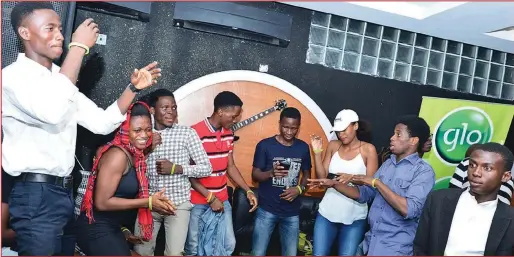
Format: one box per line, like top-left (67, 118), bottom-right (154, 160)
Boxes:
top-left (131, 61), bottom-right (162, 90)
top-left (310, 134), bottom-right (323, 152)
top-left (72, 18), bottom-right (99, 48)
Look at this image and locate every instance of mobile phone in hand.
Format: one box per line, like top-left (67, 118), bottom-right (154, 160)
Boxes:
top-left (279, 160), bottom-right (291, 171)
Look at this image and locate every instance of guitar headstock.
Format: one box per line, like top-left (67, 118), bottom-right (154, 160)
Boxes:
top-left (274, 99), bottom-right (287, 111)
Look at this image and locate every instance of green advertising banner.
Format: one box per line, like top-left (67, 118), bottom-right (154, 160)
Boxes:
top-left (419, 97), bottom-right (514, 190)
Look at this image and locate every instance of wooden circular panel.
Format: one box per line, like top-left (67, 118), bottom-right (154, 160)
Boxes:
top-left (176, 81), bottom-right (328, 197)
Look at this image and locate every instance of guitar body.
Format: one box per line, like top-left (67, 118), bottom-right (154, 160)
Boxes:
top-left (176, 75), bottom-right (330, 198)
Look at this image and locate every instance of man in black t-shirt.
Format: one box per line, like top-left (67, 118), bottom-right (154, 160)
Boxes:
top-left (251, 108), bottom-right (312, 256)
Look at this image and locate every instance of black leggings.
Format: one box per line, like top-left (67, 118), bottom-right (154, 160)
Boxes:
top-left (75, 215), bottom-right (132, 256)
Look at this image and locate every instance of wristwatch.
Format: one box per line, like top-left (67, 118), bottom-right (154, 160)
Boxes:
top-left (299, 185), bottom-right (306, 194)
top-left (128, 83), bottom-right (141, 93)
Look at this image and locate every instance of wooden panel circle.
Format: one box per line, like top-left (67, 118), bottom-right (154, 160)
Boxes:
top-left (176, 81), bottom-right (328, 197)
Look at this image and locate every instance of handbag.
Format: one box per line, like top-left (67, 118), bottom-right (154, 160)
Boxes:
top-left (74, 155), bottom-right (91, 218)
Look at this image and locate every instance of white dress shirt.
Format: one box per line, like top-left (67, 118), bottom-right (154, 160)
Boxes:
top-left (2, 53), bottom-right (126, 177)
top-left (444, 189), bottom-right (498, 256)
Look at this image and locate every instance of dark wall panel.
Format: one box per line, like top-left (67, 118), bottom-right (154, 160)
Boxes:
top-left (73, 2), bottom-right (513, 168)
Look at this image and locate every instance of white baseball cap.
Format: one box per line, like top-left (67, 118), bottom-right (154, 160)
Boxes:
top-left (332, 109), bottom-right (359, 132)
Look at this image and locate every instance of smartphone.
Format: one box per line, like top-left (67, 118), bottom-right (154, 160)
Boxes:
top-left (279, 160), bottom-right (291, 171)
top-left (327, 173), bottom-right (337, 180)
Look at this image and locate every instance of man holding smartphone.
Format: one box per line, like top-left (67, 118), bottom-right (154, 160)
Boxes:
top-left (251, 107), bottom-right (312, 256)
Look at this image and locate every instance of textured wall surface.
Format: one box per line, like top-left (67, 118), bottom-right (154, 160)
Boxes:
top-left (72, 1), bottom-right (514, 170)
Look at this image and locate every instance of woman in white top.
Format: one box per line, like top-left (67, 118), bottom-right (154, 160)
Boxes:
top-left (309, 109), bottom-right (378, 256)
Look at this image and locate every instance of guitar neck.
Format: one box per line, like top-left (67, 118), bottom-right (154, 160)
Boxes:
top-left (231, 106), bottom-right (277, 131)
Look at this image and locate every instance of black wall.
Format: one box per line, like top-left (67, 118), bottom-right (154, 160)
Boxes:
top-left (73, 1), bottom-right (514, 169)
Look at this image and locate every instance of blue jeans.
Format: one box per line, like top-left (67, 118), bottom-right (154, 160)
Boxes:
top-left (313, 212), bottom-right (366, 256)
top-left (9, 181), bottom-right (74, 256)
top-left (185, 200), bottom-right (235, 256)
top-left (251, 208), bottom-right (299, 256)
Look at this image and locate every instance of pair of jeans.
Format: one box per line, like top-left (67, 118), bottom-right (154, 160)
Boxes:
top-left (251, 208), bottom-right (299, 256)
top-left (197, 208), bottom-right (228, 256)
top-left (9, 181), bottom-right (74, 256)
top-left (313, 212), bottom-right (367, 256)
top-left (184, 200), bottom-right (235, 256)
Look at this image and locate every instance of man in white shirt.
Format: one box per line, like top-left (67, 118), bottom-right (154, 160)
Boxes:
top-left (449, 144), bottom-right (513, 205)
top-left (413, 142), bottom-right (514, 256)
top-left (2, 2), bottom-right (161, 255)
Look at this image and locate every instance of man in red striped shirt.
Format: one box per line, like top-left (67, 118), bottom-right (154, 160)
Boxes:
top-left (185, 91), bottom-right (258, 256)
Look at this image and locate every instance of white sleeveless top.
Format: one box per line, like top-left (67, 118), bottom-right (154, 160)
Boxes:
top-left (318, 151), bottom-right (368, 224)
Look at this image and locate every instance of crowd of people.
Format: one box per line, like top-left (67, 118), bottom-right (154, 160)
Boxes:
top-left (2, 2), bottom-right (514, 257)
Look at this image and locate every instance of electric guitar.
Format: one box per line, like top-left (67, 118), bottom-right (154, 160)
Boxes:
top-left (232, 99), bottom-right (287, 141)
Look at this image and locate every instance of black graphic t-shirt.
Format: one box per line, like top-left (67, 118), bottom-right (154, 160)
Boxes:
top-left (253, 136), bottom-right (312, 217)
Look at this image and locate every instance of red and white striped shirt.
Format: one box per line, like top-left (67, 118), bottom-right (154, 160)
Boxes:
top-left (190, 118), bottom-right (234, 204)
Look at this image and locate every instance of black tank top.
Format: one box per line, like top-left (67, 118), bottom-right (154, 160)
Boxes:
top-left (113, 166), bottom-right (139, 199)
top-left (93, 166), bottom-right (139, 225)
top-left (79, 147), bottom-right (140, 227)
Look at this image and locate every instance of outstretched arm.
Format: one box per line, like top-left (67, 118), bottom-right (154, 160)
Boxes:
top-left (77, 62), bottom-right (161, 135)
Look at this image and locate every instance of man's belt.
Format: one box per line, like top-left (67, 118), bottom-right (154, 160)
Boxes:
top-left (16, 173), bottom-right (73, 189)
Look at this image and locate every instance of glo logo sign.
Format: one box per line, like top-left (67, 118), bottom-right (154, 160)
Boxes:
top-left (433, 107), bottom-right (493, 165)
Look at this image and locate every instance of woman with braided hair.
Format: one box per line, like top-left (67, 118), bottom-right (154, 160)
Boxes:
top-left (75, 102), bottom-right (176, 256)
